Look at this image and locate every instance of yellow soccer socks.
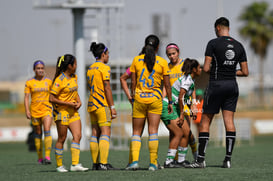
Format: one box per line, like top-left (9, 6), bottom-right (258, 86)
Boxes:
top-left (34, 134), bottom-right (43, 162)
top-left (71, 142), bottom-right (80, 166)
top-left (90, 136), bottom-right (99, 164)
top-left (131, 135), bottom-right (141, 163)
top-left (99, 135), bottom-right (110, 164)
top-left (55, 148), bottom-right (64, 167)
top-left (149, 133), bottom-right (158, 165)
top-left (44, 131), bottom-right (52, 160)
top-left (190, 139), bottom-right (198, 160)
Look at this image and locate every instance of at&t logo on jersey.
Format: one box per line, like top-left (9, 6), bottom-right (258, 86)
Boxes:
top-left (225, 49), bottom-right (235, 60)
top-left (223, 49), bottom-right (236, 65)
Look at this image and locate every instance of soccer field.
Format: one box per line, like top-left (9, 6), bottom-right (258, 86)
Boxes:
top-left (0, 135), bottom-right (272, 181)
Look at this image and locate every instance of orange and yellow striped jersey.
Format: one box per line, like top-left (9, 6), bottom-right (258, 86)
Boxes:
top-left (168, 59), bottom-right (184, 86)
top-left (50, 73), bottom-right (78, 110)
top-left (130, 54), bottom-right (170, 104)
top-left (87, 61), bottom-right (111, 112)
top-left (24, 77), bottom-right (52, 118)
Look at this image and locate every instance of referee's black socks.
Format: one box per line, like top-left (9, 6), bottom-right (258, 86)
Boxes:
top-left (197, 132), bottom-right (209, 163)
top-left (225, 131), bottom-right (236, 161)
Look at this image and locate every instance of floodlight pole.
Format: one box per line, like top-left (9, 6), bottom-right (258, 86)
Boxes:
top-left (33, 0), bottom-right (125, 150)
top-left (72, 8), bottom-right (88, 150)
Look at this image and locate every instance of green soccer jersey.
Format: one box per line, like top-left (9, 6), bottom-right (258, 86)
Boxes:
top-left (163, 74), bottom-right (195, 105)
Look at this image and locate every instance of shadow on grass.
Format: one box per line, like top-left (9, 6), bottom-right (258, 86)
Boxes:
top-left (16, 163), bottom-right (40, 166)
top-left (206, 164), bottom-right (223, 168)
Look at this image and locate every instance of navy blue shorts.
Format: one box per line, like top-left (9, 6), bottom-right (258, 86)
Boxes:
top-left (203, 80), bottom-right (239, 114)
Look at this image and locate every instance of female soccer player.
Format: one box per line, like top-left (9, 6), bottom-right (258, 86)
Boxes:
top-left (49, 54), bottom-right (88, 172)
top-left (161, 58), bottom-right (202, 167)
top-left (24, 60), bottom-right (53, 164)
top-left (164, 43), bottom-right (198, 165)
top-left (126, 34), bottom-right (173, 171)
top-left (87, 42), bottom-right (117, 170)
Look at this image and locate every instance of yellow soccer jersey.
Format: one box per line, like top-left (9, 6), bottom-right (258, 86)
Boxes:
top-left (169, 59), bottom-right (184, 86)
top-left (24, 77), bottom-right (52, 118)
top-left (50, 73), bottom-right (78, 110)
top-left (87, 61), bottom-right (111, 112)
top-left (130, 54), bottom-right (170, 104)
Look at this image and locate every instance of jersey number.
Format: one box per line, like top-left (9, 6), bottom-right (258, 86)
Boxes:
top-left (89, 75), bottom-right (95, 93)
top-left (139, 68), bottom-right (155, 88)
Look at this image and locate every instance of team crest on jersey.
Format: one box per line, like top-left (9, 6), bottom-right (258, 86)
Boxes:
top-left (45, 82), bottom-right (48, 86)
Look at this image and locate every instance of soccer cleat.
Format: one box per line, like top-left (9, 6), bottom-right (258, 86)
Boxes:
top-left (148, 163), bottom-right (158, 171)
top-left (176, 160), bottom-right (191, 167)
top-left (125, 161), bottom-right (139, 170)
top-left (164, 161), bottom-right (183, 168)
top-left (70, 163), bottom-right (89, 172)
top-left (185, 161), bottom-right (206, 168)
top-left (98, 163), bottom-right (117, 170)
top-left (38, 158), bottom-right (44, 164)
top-left (92, 163), bottom-right (99, 170)
top-left (56, 166), bottom-right (68, 173)
top-left (157, 162), bottom-right (164, 170)
top-left (222, 160), bottom-right (231, 168)
top-left (44, 157), bottom-right (51, 165)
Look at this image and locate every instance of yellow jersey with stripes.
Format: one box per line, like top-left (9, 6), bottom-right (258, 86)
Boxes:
top-left (24, 77), bottom-right (52, 118)
top-left (168, 59), bottom-right (184, 86)
top-left (50, 73), bottom-right (78, 111)
top-left (87, 61), bottom-right (111, 112)
top-left (130, 54), bottom-right (170, 104)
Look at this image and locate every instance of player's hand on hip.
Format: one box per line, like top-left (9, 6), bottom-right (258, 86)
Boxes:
top-left (74, 102), bottom-right (81, 110)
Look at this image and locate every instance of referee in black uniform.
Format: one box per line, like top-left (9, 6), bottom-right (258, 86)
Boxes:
top-left (186, 17), bottom-right (249, 168)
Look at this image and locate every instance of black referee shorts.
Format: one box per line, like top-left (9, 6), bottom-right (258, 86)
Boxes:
top-left (203, 80), bottom-right (239, 114)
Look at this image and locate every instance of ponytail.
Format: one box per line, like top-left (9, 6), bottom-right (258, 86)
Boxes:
top-left (142, 35), bottom-right (160, 73)
top-left (53, 54), bottom-right (75, 83)
top-left (90, 42), bottom-right (107, 60)
top-left (182, 58), bottom-right (200, 76)
top-left (144, 44), bottom-right (156, 72)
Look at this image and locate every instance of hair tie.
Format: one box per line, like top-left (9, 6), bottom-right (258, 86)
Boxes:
top-left (148, 41), bottom-right (153, 46)
top-left (58, 56), bottom-right (65, 67)
top-left (103, 47), bottom-right (108, 53)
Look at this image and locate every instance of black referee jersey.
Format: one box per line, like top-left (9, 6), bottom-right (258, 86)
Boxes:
top-left (205, 36), bottom-right (247, 81)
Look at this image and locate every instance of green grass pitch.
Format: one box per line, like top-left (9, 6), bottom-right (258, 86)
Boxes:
top-left (0, 135), bottom-right (272, 181)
